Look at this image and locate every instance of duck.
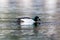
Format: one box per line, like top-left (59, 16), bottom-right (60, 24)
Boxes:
top-left (17, 16), bottom-right (41, 25)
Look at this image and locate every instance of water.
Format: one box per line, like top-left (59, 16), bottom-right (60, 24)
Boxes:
top-left (0, 0), bottom-right (59, 40)
top-left (0, 21), bottom-right (59, 40)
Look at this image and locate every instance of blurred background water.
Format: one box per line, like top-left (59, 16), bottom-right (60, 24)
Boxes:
top-left (0, 0), bottom-right (60, 40)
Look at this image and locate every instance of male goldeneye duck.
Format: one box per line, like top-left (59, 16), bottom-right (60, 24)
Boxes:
top-left (17, 17), bottom-right (35, 25)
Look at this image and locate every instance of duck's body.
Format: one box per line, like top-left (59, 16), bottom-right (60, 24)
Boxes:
top-left (17, 16), bottom-right (41, 25)
top-left (17, 17), bottom-right (35, 25)
top-left (21, 18), bottom-right (35, 25)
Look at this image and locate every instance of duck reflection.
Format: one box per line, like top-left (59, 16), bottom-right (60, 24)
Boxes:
top-left (17, 18), bottom-right (22, 30)
top-left (33, 23), bottom-right (39, 36)
top-left (33, 21), bottom-right (40, 36)
top-left (33, 16), bottom-right (41, 36)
